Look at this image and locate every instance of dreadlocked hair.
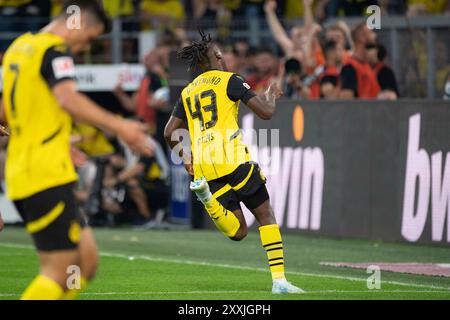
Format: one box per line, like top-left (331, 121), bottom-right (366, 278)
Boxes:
top-left (177, 30), bottom-right (212, 70)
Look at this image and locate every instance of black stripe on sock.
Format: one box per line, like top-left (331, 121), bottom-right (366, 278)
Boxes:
top-left (266, 246), bottom-right (283, 252)
top-left (269, 262), bottom-right (284, 267)
top-left (263, 241), bottom-right (283, 248)
top-left (268, 257), bottom-right (284, 262)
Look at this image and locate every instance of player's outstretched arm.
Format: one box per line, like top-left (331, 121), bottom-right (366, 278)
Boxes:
top-left (245, 82), bottom-right (283, 120)
top-left (53, 80), bottom-right (154, 156)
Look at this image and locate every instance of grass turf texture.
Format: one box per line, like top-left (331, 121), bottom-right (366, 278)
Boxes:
top-left (1, 227), bottom-right (450, 300)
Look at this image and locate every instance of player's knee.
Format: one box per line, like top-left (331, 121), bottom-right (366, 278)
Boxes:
top-left (229, 225), bottom-right (248, 241)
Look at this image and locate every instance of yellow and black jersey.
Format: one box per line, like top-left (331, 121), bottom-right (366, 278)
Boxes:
top-left (172, 70), bottom-right (256, 181)
top-left (2, 32), bottom-right (78, 200)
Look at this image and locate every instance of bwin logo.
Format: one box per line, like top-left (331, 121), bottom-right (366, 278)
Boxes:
top-left (241, 112), bottom-right (324, 231)
top-left (401, 113), bottom-right (450, 242)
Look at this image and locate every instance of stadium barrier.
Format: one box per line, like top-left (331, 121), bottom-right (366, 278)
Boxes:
top-left (237, 100), bottom-right (450, 246)
top-left (0, 64), bottom-right (145, 93)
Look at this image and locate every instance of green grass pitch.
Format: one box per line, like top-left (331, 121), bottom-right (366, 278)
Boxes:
top-left (1, 226), bottom-right (450, 300)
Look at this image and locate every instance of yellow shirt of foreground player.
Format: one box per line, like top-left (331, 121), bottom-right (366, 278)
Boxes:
top-left (181, 70), bottom-right (251, 181)
top-left (2, 32), bottom-right (77, 200)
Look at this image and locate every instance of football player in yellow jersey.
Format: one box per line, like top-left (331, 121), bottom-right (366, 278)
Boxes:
top-left (164, 31), bottom-right (304, 294)
top-left (1, 0), bottom-right (153, 300)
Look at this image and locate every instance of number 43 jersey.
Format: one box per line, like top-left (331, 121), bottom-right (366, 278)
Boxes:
top-left (2, 32), bottom-right (77, 200)
top-left (172, 70), bottom-right (257, 181)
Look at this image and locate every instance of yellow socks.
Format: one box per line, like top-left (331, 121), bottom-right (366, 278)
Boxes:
top-left (62, 276), bottom-right (88, 300)
top-left (21, 274), bottom-right (88, 300)
top-left (259, 224), bottom-right (285, 280)
top-left (191, 177), bottom-right (240, 238)
top-left (21, 274), bottom-right (64, 300)
top-left (203, 196), bottom-right (240, 238)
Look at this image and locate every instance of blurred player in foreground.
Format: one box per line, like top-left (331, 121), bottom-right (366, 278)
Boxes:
top-left (1, 0), bottom-right (153, 300)
top-left (164, 31), bottom-right (304, 294)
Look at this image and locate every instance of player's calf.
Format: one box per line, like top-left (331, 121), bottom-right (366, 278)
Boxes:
top-left (251, 199), bottom-right (305, 294)
top-left (61, 227), bottom-right (98, 300)
top-left (79, 227), bottom-right (98, 281)
top-left (21, 249), bottom-right (80, 300)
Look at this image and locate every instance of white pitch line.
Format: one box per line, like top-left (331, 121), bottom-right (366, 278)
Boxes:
top-left (79, 289), bottom-right (450, 296)
top-left (2, 289), bottom-right (450, 298)
top-left (1, 242), bottom-right (450, 292)
top-left (100, 252), bottom-right (450, 291)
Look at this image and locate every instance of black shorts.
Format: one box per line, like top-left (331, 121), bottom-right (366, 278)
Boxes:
top-left (14, 182), bottom-right (87, 252)
top-left (208, 162), bottom-right (269, 212)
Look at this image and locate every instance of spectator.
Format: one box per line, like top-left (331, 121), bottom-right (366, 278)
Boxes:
top-left (283, 0), bottom-right (307, 19)
top-left (114, 39), bottom-right (173, 147)
top-left (50, 0), bottom-right (63, 17)
top-left (325, 22), bottom-right (353, 60)
top-left (338, 22), bottom-right (380, 99)
top-left (280, 58), bottom-right (311, 99)
top-left (71, 123), bottom-right (118, 218)
top-left (0, 133), bottom-right (8, 225)
top-left (265, 0), bottom-right (302, 62)
top-left (443, 72), bottom-right (450, 100)
top-left (378, 0), bottom-right (407, 15)
top-left (407, 0), bottom-right (450, 16)
top-left (0, 0), bottom-right (51, 59)
top-left (192, 0), bottom-right (232, 38)
top-left (232, 40), bottom-right (253, 77)
top-left (114, 49), bottom-right (159, 127)
top-left (309, 40), bottom-right (343, 99)
top-left (319, 0), bottom-right (379, 17)
top-left (101, 0), bottom-right (138, 62)
top-left (103, 140), bottom-right (169, 227)
top-left (72, 123), bottom-right (117, 157)
top-left (221, 46), bottom-right (239, 73)
top-left (367, 43), bottom-right (399, 100)
top-left (265, 0), bottom-right (324, 73)
top-left (245, 46), bottom-right (279, 94)
top-left (435, 38), bottom-right (450, 98)
top-left (103, 0), bottom-right (135, 18)
top-left (242, 0), bottom-right (266, 18)
top-left (315, 0), bottom-right (335, 21)
top-left (140, 0), bottom-right (185, 28)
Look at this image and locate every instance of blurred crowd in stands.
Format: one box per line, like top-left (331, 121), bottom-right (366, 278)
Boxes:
top-left (0, 0), bottom-right (449, 227)
top-left (1, 0), bottom-right (449, 99)
top-left (1, 0), bottom-right (450, 29)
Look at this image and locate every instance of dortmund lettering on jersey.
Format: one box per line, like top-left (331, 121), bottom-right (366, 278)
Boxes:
top-left (2, 32), bottom-right (78, 200)
top-left (172, 70), bottom-right (256, 181)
